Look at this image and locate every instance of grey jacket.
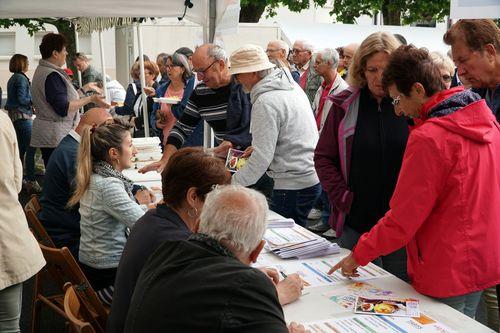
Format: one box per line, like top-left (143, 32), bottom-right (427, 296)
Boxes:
top-left (78, 174), bottom-right (146, 269)
top-left (232, 68), bottom-right (319, 190)
top-left (31, 59), bottom-right (80, 148)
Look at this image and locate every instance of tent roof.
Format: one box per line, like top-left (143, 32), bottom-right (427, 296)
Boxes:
top-left (280, 22), bottom-right (450, 55)
top-left (0, 0), bottom-right (210, 26)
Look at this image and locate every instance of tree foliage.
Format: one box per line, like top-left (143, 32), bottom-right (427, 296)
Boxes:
top-left (240, 0), bottom-right (327, 23)
top-left (330, 0), bottom-right (450, 26)
top-left (0, 18), bottom-right (78, 72)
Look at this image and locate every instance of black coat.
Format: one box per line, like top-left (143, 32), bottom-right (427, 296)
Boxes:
top-left (125, 234), bottom-right (288, 333)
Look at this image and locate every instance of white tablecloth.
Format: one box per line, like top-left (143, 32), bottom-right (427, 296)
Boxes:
top-left (260, 248), bottom-right (494, 332)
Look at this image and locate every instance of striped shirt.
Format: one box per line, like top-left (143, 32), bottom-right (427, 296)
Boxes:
top-left (167, 82), bottom-right (230, 149)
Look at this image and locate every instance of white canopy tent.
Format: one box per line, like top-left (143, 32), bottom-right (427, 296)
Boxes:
top-left (0, 0), bottom-right (240, 141)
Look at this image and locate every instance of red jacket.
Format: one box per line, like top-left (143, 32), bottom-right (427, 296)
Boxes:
top-left (353, 88), bottom-right (500, 297)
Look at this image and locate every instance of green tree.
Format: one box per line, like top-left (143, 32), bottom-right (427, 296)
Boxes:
top-left (330, 0), bottom-right (450, 26)
top-left (240, 0), bottom-right (328, 23)
top-left (0, 18), bottom-right (80, 73)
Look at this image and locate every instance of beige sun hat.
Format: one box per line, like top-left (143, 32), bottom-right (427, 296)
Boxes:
top-left (228, 44), bottom-right (275, 75)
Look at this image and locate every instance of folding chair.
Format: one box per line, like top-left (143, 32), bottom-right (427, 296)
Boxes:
top-left (32, 245), bottom-right (108, 333)
top-left (63, 283), bottom-right (97, 333)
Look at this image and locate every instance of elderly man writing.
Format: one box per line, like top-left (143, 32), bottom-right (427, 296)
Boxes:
top-left (292, 40), bottom-right (322, 105)
top-left (125, 185), bottom-right (308, 333)
top-left (229, 45), bottom-right (321, 227)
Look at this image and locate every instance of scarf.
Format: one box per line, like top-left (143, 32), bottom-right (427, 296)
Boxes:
top-left (188, 233), bottom-right (236, 259)
top-left (93, 160), bottom-right (134, 199)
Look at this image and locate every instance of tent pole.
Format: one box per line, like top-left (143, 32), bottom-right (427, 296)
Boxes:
top-left (203, 0), bottom-right (217, 148)
top-left (74, 23), bottom-right (84, 114)
top-left (74, 23), bottom-right (82, 88)
top-left (98, 30), bottom-right (109, 103)
top-left (136, 21), bottom-right (150, 138)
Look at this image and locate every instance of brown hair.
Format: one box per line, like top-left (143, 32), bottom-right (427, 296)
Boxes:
top-left (161, 147), bottom-right (231, 209)
top-left (39, 33), bottom-right (67, 59)
top-left (9, 54), bottom-right (28, 73)
top-left (443, 19), bottom-right (500, 52)
top-left (382, 45), bottom-right (445, 97)
top-left (68, 119), bottom-right (132, 207)
top-left (130, 60), bottom-right (159, 80)
top-left (348, 32), bottom-right (401, 88)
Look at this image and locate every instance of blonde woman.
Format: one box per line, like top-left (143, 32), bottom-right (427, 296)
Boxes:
top-left (68, 120), bottom-right (154, 305)
top-left (430, 51), bottom-right (455, 89)
top-left (314, 32), bottom-right (410, 281)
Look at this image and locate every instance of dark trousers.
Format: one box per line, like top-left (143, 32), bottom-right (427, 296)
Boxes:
top-left (270, 183), bottom-right (321, 227)
top-left (13, 119), bottom-right (36, 181)
top-left (40, 147), bottom-right (55, 168)
top-left (339, 224), bottom-right (409, 282)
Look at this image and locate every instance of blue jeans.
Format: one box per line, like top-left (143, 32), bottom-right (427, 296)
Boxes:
top-left (270, 183), bottom-right (321, 227)
top-left (0, 283), bottom-right (22, 333)
top-left (436, 291), bottom-right (483, 318)
top-left (339, 225), bottom-right (409, 282)
top-left (13, 119), bottom-right (36, 181)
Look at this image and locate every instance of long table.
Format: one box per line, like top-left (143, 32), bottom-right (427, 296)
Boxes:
top-left (260, 249), bottom-right (494, 332)
top-left (126, 169), bottom-right (494, 332)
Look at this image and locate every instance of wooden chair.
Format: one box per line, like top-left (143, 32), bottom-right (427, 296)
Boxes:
top-left (63, 283), bottom-right (97, 333)
top-left (24, 194), bottom-right (41, 215)
top-left (25, 209), bottom-right (55, 248)
top-left (32, 245), bottom-right (108, 333)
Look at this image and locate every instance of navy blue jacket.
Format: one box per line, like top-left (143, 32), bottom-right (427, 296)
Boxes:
top-left (38, 133), bottom-right (80, 257)
top-left (5, 72), bottom-right (33, 116)
top-left (474, 84), bottom-right (500, 122)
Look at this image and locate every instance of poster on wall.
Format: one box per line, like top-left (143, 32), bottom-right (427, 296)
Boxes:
top-left (450, 0), bottom-right (500, 19)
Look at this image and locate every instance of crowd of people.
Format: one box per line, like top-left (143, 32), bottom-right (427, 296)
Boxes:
top-left (0, 18), bottom-right (499, 333)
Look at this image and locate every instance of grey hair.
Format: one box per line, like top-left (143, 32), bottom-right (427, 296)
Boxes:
top-left (198, 185), bottom-right (269, 255)
top-left (270, 39), bottom-right (290, 54)
top-left (318, 48), bottom-right (340, 69)
top-left (295, 39), bottom-right (315, 53)
top-left (430, 51), bottom-right (455, 75)
top-left (257, 68), bottom-right (274, 78)
top-left (207, 44), bottom-right (228, 63)
top-left (172, 52), bottom-right (193, 81)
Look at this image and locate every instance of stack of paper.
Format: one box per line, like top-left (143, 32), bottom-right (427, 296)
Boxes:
top-left (267, 211), bottom-right (295, 228)
top-left (264, 225), bottom-right (340, 259)
top-left (131, 137), bottom-right (163, 169)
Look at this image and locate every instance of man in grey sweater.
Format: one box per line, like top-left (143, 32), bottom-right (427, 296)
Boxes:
top-left (230, 44), bottom-right (321, 227)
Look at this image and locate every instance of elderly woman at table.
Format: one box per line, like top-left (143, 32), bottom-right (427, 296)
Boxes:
top-left (330, 45), bottom-right (500, 318)
top-left (314, 32), bottom-right (409, 281)
top-left (107, 147), bottom-right (304, 333)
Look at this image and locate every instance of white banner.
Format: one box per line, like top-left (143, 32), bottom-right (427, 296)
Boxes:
top-left (450, 0), bottom-right (500, 19)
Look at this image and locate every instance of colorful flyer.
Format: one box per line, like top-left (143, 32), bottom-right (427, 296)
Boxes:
top-left (354, 296), bottom-right (420, 318)
top-left (225, 148), bottom-right (248, 172)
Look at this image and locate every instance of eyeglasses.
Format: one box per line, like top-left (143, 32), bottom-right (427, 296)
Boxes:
top-left (292, 49), bottom-right (307, 54)
top-left (165, 64), bottom-right (180, 70)
top-left (442, 74), bottom-right (452, 83)
top-left (195, 60), bottom-right (218, 77)
top-left (266, 48), bottom-right (280, 53)
top-left (392, 95), bottom-right (401, 107)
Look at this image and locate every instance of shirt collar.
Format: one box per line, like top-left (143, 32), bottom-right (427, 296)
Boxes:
top-left (68, 129), bottom-right (81, 143)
